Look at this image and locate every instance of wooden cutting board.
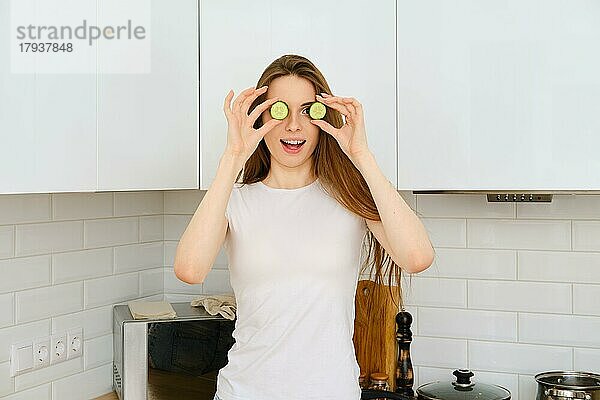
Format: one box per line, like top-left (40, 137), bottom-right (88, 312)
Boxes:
top-left (353, 279), bottom-right (400, 391)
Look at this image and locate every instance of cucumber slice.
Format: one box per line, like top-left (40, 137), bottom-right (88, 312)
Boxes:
top-left (270, 101), bottom-right (289, 120)
top-left (309, 101), bottom-right (326, 120)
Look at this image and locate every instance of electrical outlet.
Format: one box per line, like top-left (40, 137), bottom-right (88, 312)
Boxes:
top-left (66, 328), bottom-right (83, 359)
top-left (50, 334), bottom-right (67, 364)
top-left (32, 337), bottom-right (50, 369)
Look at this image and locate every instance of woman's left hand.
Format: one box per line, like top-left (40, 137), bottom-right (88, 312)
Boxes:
top-left (310, 93), bottom-right (371, 163)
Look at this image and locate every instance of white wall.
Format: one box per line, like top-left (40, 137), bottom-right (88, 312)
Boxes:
top-left (0, 192), bottom-right (165, 399)
top-left (402, 192), bottom-right (600, 400)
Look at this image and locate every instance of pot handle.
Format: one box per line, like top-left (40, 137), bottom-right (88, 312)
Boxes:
top-left (544, 388), bottom-right (592, 400)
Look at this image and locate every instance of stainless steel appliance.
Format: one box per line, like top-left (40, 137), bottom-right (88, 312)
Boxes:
top-left (113, 302), bottom-right (232, 400)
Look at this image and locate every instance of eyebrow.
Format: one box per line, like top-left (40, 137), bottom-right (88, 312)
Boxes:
top-left (300, 101), bottom-right (313, 107)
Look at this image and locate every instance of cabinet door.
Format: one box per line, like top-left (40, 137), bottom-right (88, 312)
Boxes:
top-left (200, 0), bottom-right (396, 189)
top-left (97, 0), bottom-right (198, 191)
top-left (397, 0), bottom-right (600, 191)
top-left (0, 0), bottom-right (96, 194)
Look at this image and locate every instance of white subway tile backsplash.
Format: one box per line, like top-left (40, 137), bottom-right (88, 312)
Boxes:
top-left (473, 371), bottom-right (519, 400)
top-left (164, 267), bottom-right (202, 295)
top-left (214, 245), bottom-right (229, 267)
top-left (2, 185), bottom-right (600, 399)
top-left (114, 191), bottom-right (163, 216)
top-left (0, 362), bottom-right (13, 397)
top-left (164, 293), bottom-right (198, 302)
top-left (518, 375), bottom-right (538, 400)
top-left (164, 240), bottom-right (177, 266)
top-left (0, 226), bottom-right (14, 259)
top-left (140, 215), bottom-right (164, 242)
top-left (0, 294), bottom-right (13, 329)
top-left (164, 215), bottom-right (192, 241)
top-left (16, 221), bottom-right (83, 256)
top-left (51, 305), bottom-right (112, 340)
top-left (517, 195), bottom-right (600, 219)
top-left (468, 281), bottom-right (571, 313)
top-left (420, 218), bottom-right (466, 248)
top-left (418, 194), bottom-right (514, 218)
top-left (14, 357), bottom-right (82, 391)
top-left (419, 307), bottom-right (517, 341)
top-left (84, 272), bottom-right (139, 308)
top-left (469, 341), bottom-right (572, 374)
top-left (52, 248), bottom-right (112, 284)
top-left (573, 284), bottom-right (600, 316)
top-left (403, 277), bottom-right (467, 308)
top-left (16, 282), bottom-right (83, 323)
top-left (140, 268), bottom-right (164, 297)
top-left (467, 219), bottom-right (571, 250)
top-left (2, 384), bottom-right (50, 400)
top-left (201, 268), bottom-right (232, 294)
top-left (519, 250), bottom-right (600, 284)
top-left (0, 320), bottom-right (50, 362)
top-left (0, 255), bottom-right (51, 293)
top-left (411, 336), bottom-right (467, 369)
top-left (573, 348), bottom-right (600, 371)
top-left (164, 189), bottom-right (203, 214)
top-left (84, 334), bottom-right (112, 370)
top-left (419, 248), bottom-right (516, 280)
top-left (519, 313), bottom-right (600, 347)
top-left (114, 242), bottom-right (163, 273)
top-left (0, 195), bottom-right (50, 225)
top-left (51, 363), bottom-right (112, 400)
top-left (52, 192), bottom-right (112, 221)
top-left (84, 217), bottom-right (138, 248)
top-left (573, 221), bottom-right (600, 251)
top-left (418, 366), bottom-right (452, 386)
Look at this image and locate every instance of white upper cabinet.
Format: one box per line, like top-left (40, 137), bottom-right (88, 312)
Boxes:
top-left (200, 0), bottom-right (396, 189)
top-left (0, 0), bottom-right (97, 194)
top-left (1, 0), bottom-right (198, 194)
top-left (97, 0), bottom-right (199, 191)
top-left (397, 0), bottom-right (600, 191)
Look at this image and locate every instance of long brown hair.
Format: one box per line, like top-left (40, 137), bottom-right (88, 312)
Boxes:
top-left (236, 53), bottom-right (404, 372)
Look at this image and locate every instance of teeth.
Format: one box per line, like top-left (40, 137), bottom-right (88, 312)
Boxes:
top-left (281, 140), bottom-right (305, 145)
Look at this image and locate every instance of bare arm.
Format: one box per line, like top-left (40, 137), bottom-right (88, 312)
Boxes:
top-left (173, 152), bottom-right (244, 284)
top-left (173, 85), bottom-right (283, 284)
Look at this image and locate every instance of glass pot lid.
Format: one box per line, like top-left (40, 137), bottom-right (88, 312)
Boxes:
top-left (417, 369), bottom-right (511, 400)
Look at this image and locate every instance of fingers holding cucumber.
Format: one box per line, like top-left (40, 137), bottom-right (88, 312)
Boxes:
top-left (223, 87), bottom-right (282, 161)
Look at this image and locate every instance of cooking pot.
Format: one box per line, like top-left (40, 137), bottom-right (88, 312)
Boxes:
top-left (535, 371), bottom-right (600, 400)
top-left (416, 369), bottom-right (511, 400)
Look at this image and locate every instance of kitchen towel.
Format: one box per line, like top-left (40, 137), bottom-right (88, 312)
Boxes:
top-left (190, 293), bottom-right (237, 320)
top-left (127, 301), bottom-right (177, 320)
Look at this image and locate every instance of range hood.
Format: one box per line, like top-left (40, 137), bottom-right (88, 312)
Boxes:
top-left (411, 190), bottom-right (600, 203)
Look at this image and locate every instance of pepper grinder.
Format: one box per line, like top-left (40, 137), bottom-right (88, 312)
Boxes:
top-left (395, 309), bottom-right (414, 397)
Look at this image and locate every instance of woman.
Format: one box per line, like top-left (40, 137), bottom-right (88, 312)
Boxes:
top-left (174, 54), bottom-right (435, 400)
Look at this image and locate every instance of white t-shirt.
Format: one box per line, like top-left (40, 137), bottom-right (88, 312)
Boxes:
top-left (216, 177), bottom-right (368, 400)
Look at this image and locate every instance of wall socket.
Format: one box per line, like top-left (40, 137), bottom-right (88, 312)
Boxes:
top-left (32, 337), bottom-right (50, 369)
top-left (10, 328), bottom-right (84, 377)
top-left (50, 333), bottom-right (67, 364)
top-left (66, 328), bottom-right (83, 359)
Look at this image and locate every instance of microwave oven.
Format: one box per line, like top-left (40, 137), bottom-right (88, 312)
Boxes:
top-left (112, 302), bottom-right (235, 400)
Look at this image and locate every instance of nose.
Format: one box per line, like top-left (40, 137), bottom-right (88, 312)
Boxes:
top-left (285, 112), bottom-right (301, 132)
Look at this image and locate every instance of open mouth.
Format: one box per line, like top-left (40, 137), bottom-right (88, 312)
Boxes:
top-left (280, 139), bottom-right (306, 151)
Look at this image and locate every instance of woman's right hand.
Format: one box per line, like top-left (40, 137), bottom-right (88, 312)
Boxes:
top-left (222, 85), bottom-right (283, 162)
